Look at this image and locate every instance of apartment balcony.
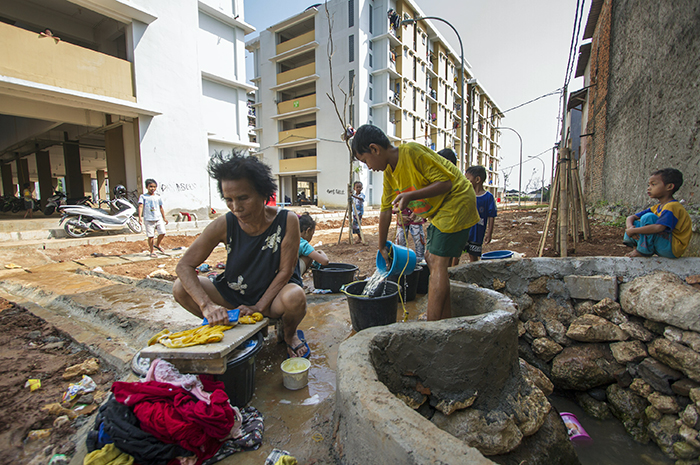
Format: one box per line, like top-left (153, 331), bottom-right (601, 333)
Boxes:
top-left (276, 62), bottom-right (316, 86)
top-left (279, 156), bottom-right (317, 173)
top-left (279, 125), bottom-right (317, 144)
top-left (277, 93), bottom-right (316, 116)
top-left (277, 30), bottom-right (315, 55)
top-left (0, 22), bottom-right (135, 102)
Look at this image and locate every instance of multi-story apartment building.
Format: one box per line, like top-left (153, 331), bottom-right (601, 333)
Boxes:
top-left (0, 0), bottom-right (256, 216)
top-left (247, 0), bottom-right (502, 208)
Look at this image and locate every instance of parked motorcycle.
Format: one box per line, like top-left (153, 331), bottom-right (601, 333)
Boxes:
top-left (44, 191), bottom-right (92, 216)
top-left (58, 185), bottom-right (142, 238)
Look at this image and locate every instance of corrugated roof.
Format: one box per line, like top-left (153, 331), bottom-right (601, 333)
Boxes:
top-left (583, 0), bottom-right (604, 39)
top-left (575, 42), bottom-right (592, 78)
top-left (567, 87), bottom-right (588, 111)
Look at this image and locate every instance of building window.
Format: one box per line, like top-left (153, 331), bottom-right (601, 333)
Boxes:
top-left (369, 4), bottom-right (373, 33)
top-left (349, 0), bottom-right (354, 27)
top-left (422, 34), bottom-right (426, 45)
top-left (349, 34), bottom-right (354, 62)
top-left (369, 74), bottom-right (373, 84)
top-left (369, 54), bottom-right (373, 67)
top-left (369, 40), bottom-right (373, 50)
top-left (369, 107), bottom-right (373, 116)
top-left (369, 87), bottom-right (373, 101)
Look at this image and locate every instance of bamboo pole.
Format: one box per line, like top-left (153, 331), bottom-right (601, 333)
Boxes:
top-left (572, 161), bottom-right (590, 240)
top-left (569, 164), bottom-right (578, 252)
top-left (337, 202), bottom-right (349, 245)
top-left (558, 148), bottom-right (569, 257)
top-left (538, 165), bottom-right (560, 257)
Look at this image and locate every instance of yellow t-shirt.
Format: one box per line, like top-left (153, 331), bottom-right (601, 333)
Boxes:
top-left (381, 143), bottom-right (479, 233)
top-left (642, 201), bottom-right (692, 257)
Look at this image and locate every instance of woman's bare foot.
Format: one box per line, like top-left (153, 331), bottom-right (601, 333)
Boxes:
top-left (626, 249), bottom-right (646, 257)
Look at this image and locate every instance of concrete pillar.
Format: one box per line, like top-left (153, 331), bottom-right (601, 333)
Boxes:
top-left (82, 173), bottom-right (92, 198)
top-left (63, 141), bottom-right (83, 198)
top-left (17, 157), bottom-right (30, 187)
top-left (96, 170), bottom-right (106, 200)
top-left (105, 125), bottom-right (127, 189)
top-left (1, 163), bottom-right (13, 196)
top-left (36, 151), bottom-right (52, 207)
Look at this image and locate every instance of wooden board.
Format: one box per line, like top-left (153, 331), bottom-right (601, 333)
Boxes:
top-left (139, 318), bottom-right (268, 361)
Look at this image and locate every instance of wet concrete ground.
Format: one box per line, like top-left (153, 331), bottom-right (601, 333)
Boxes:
top-left (0, 241), bottom-right (428, 464)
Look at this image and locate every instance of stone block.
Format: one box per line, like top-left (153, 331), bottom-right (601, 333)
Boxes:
top-left (527, 276), bottom-right (550, 294)
top-left (649, 338), bottom-right (700, 383)
top-left (575, 392), bottom-right (612, 420)
top-left (665, 326), bottom-right (684, 343)
top-left (631, 378), bottom-right (654, 398)
top-left (673, 379), bottom-right (700, 398)
top-left (620, 321), bottom-right (655, 342)
top-left (551, 344), bottom-right (622, 390)
top-left (682, 331), bottom-right (700, 353)
top-left (531, 338), bottom-right (563, 362)
top-left (592, 297), bottom-right (628, 324)
top-left (637, 357), bottom-right (683, 395)
top-left (519, 359), bottom-right (553, 396)
top-left (647, 414), bottom-right (680, 456)
top-left (566, 314), bottom-right (629, 342)
top-left (610, 340), bottom-right (648, 364)
top-left (607, 384), bottom-right (650, 443)
top-left (564, 275), bottom-right (618, 301)
top-left (680, 404), bottom-right (700, 429)
top-left (614, 368), bottom-right (633, 388)
top-left (648, 392), bottom-right (680, 414)
top-left (524, 320), bottom-right (547, 338)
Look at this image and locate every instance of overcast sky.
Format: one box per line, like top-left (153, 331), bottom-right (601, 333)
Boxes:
top-left (244, 0), bottom-right (589, 192)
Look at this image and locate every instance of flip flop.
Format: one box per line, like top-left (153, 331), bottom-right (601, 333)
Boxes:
top-left (287, 329), bottom-right (310, 359)
top-left (154, 245), bottom-right (165, 253)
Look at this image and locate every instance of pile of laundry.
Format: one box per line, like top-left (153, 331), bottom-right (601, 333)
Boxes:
top-left (84, 359), bottom-right (263, 465)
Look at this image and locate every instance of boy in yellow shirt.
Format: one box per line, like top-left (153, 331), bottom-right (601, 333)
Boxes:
top-left (624, 168), bottom-right (691, 258)
top-left (351, 125), bottom-right (479, 321)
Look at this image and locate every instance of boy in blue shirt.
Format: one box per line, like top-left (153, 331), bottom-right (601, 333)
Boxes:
top-left (138, 178), bottom-right (168, 257)
top-left (464, 166), bottom-right (497, 262)
top-left (624, 168), bottom-right (691, 258)
top-left (298, 213), bottom-right (329, 275)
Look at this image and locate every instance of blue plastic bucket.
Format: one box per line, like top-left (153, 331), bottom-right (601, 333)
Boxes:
top-left (481, 250), bottom-right (514, 260)
top-left (376, 241), bottom-right (417, 276)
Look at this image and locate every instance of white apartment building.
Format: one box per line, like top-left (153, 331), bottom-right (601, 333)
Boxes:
top-left (0, 0), bottom-right (256, 217)
top-left (247, 0), bottom-right (502, 208)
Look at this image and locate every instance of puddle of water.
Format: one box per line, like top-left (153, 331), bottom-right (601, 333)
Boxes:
top-left (549, 395), bottom-right (673, 465)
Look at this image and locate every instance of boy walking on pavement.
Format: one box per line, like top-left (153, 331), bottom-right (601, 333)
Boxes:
top-left (463, 166), bottom-right (497, 262)
top-left (352, 124), bottom-right (479, 321)
top-left (138, 178), bottom-right (168, 257)
top-left (624, 168), bottom-right (691, 258)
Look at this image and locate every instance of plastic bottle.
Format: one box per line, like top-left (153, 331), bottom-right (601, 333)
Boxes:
top-left (202, 308), bottom-right (240, 326)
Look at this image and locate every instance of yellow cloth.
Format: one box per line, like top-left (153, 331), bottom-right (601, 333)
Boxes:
top-left (647, 201), bottom-right (692, 257)
top-left (151, 324), bottom-right (233, 348)
top-left (381, 142), bottom-right (479, 233)
top-left (275, 456), bottom-right (298, 465)
top-left (239, 312), bottom-right (263, 324)
top-left (84, 444), bottom-right (134, 465)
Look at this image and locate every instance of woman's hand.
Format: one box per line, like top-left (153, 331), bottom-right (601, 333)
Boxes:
top-left (202, 302), bottom-right (231, 326)
top-left (237, 304), bottom-right (260, 317)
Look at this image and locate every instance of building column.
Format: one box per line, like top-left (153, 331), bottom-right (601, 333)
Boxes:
top-left (63, 140), bottom-right (83, 198)
top-left (1, 163), bottom-right (14, 196)
top-left (96, 170), bottom-right (106, 199)
top-left (18, 157), bottom-right (30, 188)
top-left (36, 151), bottom-right (52, 207)
top-left (82, 173), bottom-right (92, 198)
top-left (105, 125), bottom-right (127, 191)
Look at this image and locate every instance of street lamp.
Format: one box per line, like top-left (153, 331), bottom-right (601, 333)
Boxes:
top-left (495, 126), bottom-right (523, 209)
top-left (401, 16), bottom-right (465, 167)
top-left (528, 154), bottom-right (546, 204)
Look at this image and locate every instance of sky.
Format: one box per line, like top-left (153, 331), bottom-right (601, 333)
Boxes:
top-left (243, 0), bottom-right (589, 192)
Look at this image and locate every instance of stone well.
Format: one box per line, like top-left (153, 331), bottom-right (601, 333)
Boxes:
top-left (335, 281), bottom-right (579, 465)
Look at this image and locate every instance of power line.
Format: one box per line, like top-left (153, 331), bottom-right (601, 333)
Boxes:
top-left (495, 88), bottom-right (563, 118)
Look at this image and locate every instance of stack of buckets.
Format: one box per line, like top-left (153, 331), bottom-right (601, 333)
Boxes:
top-left (342, 241), bottom-right (417, 332)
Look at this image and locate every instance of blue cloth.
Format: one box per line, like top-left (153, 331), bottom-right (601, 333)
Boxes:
top-left (138, 193), bottom-right (163, 221)
top-left (299, 238), bottom-right (314, 257)
top-left (468, 191), bottom-right (497, 246)
top-left (623, 212), bottom-right (675, 258)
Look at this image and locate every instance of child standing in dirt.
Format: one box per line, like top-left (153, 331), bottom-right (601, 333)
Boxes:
top-left (351, 124), bottom-right (479, 321)
top-left (351, 181), bottom-right (365, 244)
top-left (395, 207), bottom-right (426, 263)
top-left (462, 165), bottom-right (497, 263)
top-left (624, 168), bottom-right (691, 258)
top-left (138, 179), bottom-right (168, 258)
top-left (298, 212), bottom-right (330, 275)
top-left (22, 182), bottom-right (34, 219)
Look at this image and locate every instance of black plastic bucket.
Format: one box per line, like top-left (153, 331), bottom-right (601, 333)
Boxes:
top-left (215, 331), bottom-right (264, 407)
top-left (416, 263), bottom-right (430, 294)
top-left (390, 265), bottom-right (422, 302)
top-left (342, 280), bottom-right (399, 332)
top-left (312, 263), bottom-right (358, 292)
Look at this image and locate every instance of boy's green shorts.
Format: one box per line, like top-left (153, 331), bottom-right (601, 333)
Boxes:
top-left (426, 224), bottom-right (471, 258)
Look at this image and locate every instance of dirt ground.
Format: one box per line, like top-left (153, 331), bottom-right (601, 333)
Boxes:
top-left (41, 210), bottom-right (627, 282)
top-left (0, 298), bottom-right (114, 465)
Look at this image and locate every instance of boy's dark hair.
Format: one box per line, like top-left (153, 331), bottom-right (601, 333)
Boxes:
top-left (351, 124), bottom-right (390, 159)
top-left (208, 151), bottom-right (277, 201)
top-left (437, 148), bottom-right (457, 166)
top-left (465, 165), bottom-right (487, 183)
top-left (145, 178), bottom-right (157, 187)
top-left (22, 182), bottom-right (30, 189)
top-left (652, 168), bottom-right (684, 194)
top-left (353, 181), bottom-right (362, 187)
top-left (299, 212), bottom-right (316, 232)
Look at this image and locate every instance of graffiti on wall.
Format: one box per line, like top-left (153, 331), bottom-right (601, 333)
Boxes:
top-left (160, 183), bottom-right (198, 193)
top-left (326, 189), bottom-right (345, 195)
